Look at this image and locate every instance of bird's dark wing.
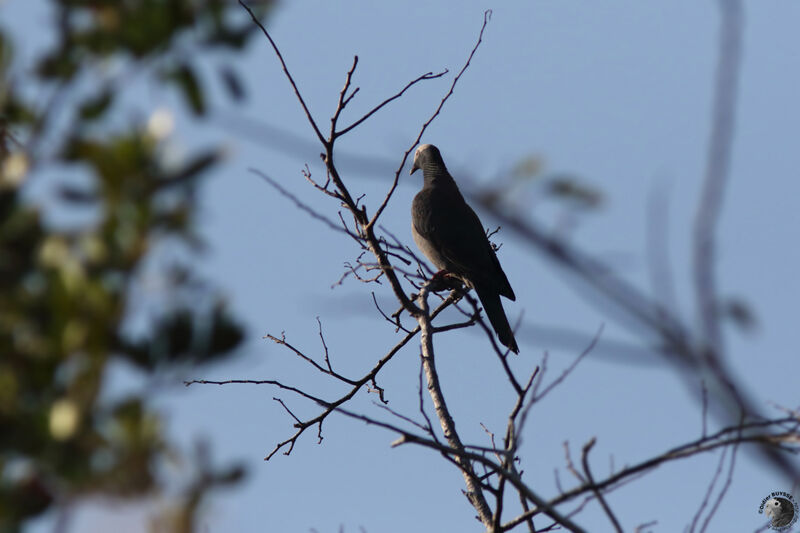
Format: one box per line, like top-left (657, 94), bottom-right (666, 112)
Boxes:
top-left (413, 184), bottom-right (515, 300)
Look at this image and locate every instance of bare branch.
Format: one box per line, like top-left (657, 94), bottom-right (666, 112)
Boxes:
top-left (634, 520), bottom-right (658, 533)
top-left (503, 416), bottom-right (798, 531)
top-left (563, 441), bottom-right (586, 484)
top-left (368, 9), bottom-right (494, 228)
top-left (533, 324), bottom-right (603, 402)
top-left (184, 378), bottom-right (329, 406)
top-left (474, 193), bottom-right (800, 479)
top-left (371, 292), bottom-right (412, 333)
top-left (581, 438), bottom-right (623, 533)
top-left (702, 380), bottom-right (709, 438)
top-left (219, 294), bottom-right (458, 461)
top-left (302, 163), bottom-right (337, 199)
top-left (239, 0), bottom-right (326, 145)
top-left (336, 70), bottom-right (449, 138)
top-left (374, 401), bottom-right (431, 435)
top-left (273, 397), bottom-right (302, 425)
top-left (415, 283), bottom-right (494, 525)
top-left (333, 401), bottom-right (586, 533)
top-left (265, 332), bottom-right (358, 386)
top-left (316, 317), bottom-right (333, 373)
top-left (252, 169), bottom-right (359, 240)
top-left (330, 55), bottom-right (360, 134)
top-left (431, 316), bottom-right (479, 334)
top-left (556, 416), bottom-right (799, 507)
top-left (417, 358), bottom-right (437, 440)
top-left (698, 420), bottom-right (742, 532)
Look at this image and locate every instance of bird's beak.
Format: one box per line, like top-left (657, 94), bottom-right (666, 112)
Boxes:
top-left (409, 162), bottom-right (419, 175)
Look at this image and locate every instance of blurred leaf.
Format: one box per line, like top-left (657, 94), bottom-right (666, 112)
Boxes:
top-left (205, 304), bottom-right (245, 357)
top-left (208, 24), bottom-right (251, 49)
top-left (78, 90), bottom-right (114, 121)
top-left (163, 63), bottom-right (206, 116)
top-left (162, 149), bottom-right (222, 188)
top-left (58, 186), bottom-right (98, 204)
top-left (36, 50), bottom-right (79, 81)
top-left (0, 473), bottom-right (53, 526)
top-left (0, 0), bottom-right (265, 526)
top-left (547, 175), bottom-right (603, 209)
top-left (0, 203), bottom-right (43, 287)
top-left (512, 155), bottom-right (544, 179)
top-left (118, 304), bottom-right (244, 370)
top-left (218, 64), bottom-right (246, 101)
top-left (722, 297), bottom-right (757, 331)
top-left (1, 91), bottom-right (38, 126)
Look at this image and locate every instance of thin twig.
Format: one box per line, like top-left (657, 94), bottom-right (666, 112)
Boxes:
top-left (333, 400), bottom-right (586, 533)
top-left (252, 169), bottom-right (359, 239)
top-left (563, 441), bottom-right (586, 484)
top-left (501, 415), bottom-right (798, 531)
top-left (265, 332), bottom-right (357, 386)
top-left (316, 317), bottom-right (334, 373)
top-left (336, 70), bottom-right (449, 138)
top-left (330, 55), bottom-right (360, 134)
top-left (184, 378), bottom-right (329, 406)
top-left (533, 324), bottom-right (604, 402)
top-left (368, 9), bottom-right (494, 227)
top-left (227, 294), bottom-right (458, 460)
top-left (273, 397), bottom-right (302, 425)
top-left (581, 438), bottom-right (623, 533)
top-left (239, 0), bottom-right (326, 145)
top-left (699, 417), bottom-right (743, 532)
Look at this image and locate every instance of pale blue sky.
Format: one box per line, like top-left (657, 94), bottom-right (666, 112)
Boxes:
top-left (9, 0), bottom-right (800, 531)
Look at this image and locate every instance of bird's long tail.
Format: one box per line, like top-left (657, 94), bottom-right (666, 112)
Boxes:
top-left (474, 284), bottom-right (519, 354)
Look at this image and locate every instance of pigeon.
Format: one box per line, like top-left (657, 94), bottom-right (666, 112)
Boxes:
top-left (410, 144), bottom-right (519, 353)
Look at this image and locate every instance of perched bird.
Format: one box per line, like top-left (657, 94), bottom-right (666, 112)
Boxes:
top-left (410, 144), bottom-right (519, 353)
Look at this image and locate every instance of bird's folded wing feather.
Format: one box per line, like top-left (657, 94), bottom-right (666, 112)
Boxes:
top-left (413, 186), bottom-right (515, 300)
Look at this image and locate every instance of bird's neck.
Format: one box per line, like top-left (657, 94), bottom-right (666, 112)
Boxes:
top-left (421, 164), bottom-right (457, 188)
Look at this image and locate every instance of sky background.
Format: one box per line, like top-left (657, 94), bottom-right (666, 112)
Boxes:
top-left (8, 0), bottom-right (800, 531)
